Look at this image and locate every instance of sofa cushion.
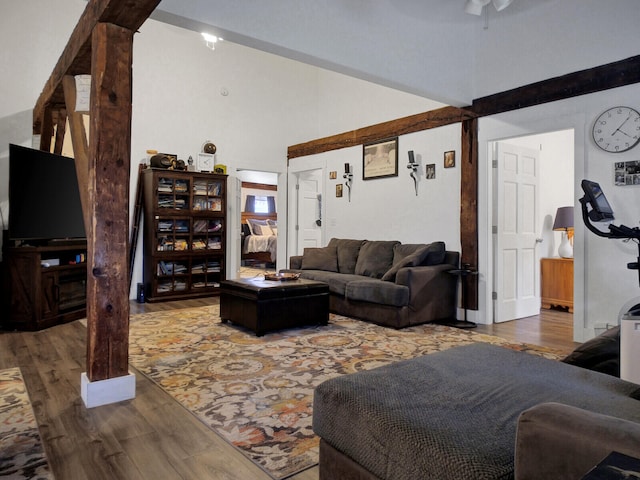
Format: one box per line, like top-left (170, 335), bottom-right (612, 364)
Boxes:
top-left (354, 240), bottom-right (399, 279)
top-left (301, 246), bottom-right (338, 272)
top-left (297, 271), bottom-right (363, 296)
top-left (327, 238), bottom-right (366, 274)
top-left (562, 326), bottom-right (620, 377)
top-left (345, 279), bottom-right (409, 307)
top-left (381, 242), bottom-right (446, 282)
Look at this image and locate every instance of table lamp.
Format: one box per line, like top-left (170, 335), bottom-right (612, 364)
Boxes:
top-left (553, 206), bottom-right (574, 258)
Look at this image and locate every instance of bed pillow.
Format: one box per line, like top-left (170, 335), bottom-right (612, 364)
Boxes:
top-left (267, 219), bottom-right (278, 235)
top-left (247, 219), bottom-right (272, 236)
top-left (301, 246), bottom-right (338, 272)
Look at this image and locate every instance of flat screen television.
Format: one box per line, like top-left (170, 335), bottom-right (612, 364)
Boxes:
top-left (8, 144), bottom-right (86, 242)
top-left (581, 179), bottom-right (615, 222)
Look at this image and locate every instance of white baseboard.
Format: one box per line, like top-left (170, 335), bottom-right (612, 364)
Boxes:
top-left (81, 372), bottom-right (136, 408)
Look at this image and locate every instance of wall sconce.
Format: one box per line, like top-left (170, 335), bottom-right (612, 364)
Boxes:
top-left (343, 163), bottom-right (353, 202)
top-left (407, 151), bottom-right (418, 196)
top-left (553, 206), bottom-right (574, 258)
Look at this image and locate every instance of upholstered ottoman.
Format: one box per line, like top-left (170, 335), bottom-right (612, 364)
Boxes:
top-left (220, 277), bottom-right (329, 336)
top-left (313, 343), bottom-right (640, 480)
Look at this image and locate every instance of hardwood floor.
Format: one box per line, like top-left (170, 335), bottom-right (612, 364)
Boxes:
top-left (0, 299), bottom-right (576, 480)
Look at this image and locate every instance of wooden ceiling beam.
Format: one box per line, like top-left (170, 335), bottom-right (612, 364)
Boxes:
top-left (287, 106), bottom-right (476, 160)
top-left (471, 55), bottom-right (640, 117)
top-left (33, 0), bottom-right (161, 136)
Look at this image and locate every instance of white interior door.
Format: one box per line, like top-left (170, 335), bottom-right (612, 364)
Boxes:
top-left (295, 170), bottom-right (323, 254)
top-left (494, 142), bottom-right (541, 323)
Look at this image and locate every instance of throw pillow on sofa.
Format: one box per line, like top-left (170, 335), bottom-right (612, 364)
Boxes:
top-left (301, 246), bottom-right (339, 272)
top-left (381, 242), bottom-right (446, 282)
top-left (354, 240), bottom-right (399, 279)
top-left (562, 326), bottom-right (620, 377)
top-left (327, 238), bottom-right (365, 274)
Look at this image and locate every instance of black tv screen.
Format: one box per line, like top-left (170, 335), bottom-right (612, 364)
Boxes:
top-left (9, 144), bottom-right (86, 241)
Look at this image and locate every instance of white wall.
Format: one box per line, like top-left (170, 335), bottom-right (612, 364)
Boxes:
top-left (478, 83), bottom-right (640, 341)
top-left (290, 124), bottom-right (462, 251)
top-left (129, 19), bottom-right (444, 291)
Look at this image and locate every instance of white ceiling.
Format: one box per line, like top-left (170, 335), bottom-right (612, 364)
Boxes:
top-left (153, 0), bottom-right (640, 106)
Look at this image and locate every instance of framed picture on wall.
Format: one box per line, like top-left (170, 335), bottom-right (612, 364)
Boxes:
top-left (336, 183), bottom-right (343, 197)
top-left (426, 164), bottom-right (436, 179)
top-left (363, 137), bottom-right (398, 180)
top-left (444, 150), bottom-right (455, 168)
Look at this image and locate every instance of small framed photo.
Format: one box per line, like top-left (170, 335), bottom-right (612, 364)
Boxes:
top-left (444, 151), bottom-right (455, 168)
top-left (426, 164), bottom-right (436, 179)
top-left (363, 137), bottom-right (398, 180)
top-left (336, 184), bottom-right (343, 197)
top-left (329, 171), bottom-right (337, 179)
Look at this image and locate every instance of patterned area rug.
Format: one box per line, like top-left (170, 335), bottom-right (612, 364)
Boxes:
top-left (0, 368), bottom-right (54, 480)
top-left (128, 305), bottom-right (563, 479)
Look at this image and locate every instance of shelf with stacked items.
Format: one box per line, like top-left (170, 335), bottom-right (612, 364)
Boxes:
top-left (142, 168), bottom-right (227, 302)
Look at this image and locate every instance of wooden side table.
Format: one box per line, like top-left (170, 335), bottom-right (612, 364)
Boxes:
top-left (540, 257), bottom-right (573, 313)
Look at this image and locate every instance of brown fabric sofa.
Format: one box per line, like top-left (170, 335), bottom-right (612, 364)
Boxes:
top-left (285, 238), bottom-right (459, 328)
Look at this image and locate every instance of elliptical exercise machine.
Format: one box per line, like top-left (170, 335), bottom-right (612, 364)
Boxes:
top-left (580, 179), bottom-right (640, 383)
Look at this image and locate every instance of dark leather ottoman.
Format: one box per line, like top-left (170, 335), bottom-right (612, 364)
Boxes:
top-left (220, 277), bottom-right (329, 336)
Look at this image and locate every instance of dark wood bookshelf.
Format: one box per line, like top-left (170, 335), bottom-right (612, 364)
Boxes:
top-left (142, 168), bottom-right (227, 302)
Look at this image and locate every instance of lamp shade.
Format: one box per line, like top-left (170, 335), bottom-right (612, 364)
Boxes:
top-left (553, 206), bottom-right (574, 231)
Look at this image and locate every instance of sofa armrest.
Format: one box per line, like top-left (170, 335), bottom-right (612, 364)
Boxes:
top-left (289, 255), bottom-right (303, 270)
top-left (395, 263), bottom-right (457, 322)
top-left (515, 402), bottom-right (640, 480)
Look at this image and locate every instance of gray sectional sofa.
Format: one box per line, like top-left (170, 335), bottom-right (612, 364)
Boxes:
top-left (313, 343), bottom-right (640, 480)
top-left (285, 238), bottom-right (459, 328)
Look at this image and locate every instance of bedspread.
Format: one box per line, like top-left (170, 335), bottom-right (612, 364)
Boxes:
top-left (243, 235), bottom-right (277, 262)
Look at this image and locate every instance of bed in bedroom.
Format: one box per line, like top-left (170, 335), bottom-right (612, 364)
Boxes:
top-left (241, 212), bottom-right (277, 264)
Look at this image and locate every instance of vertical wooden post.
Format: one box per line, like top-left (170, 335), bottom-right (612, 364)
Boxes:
top-left (39, 106), bottom-right (54, 152)
top-left (62, 75), bottom-right (91, 234)
top-left (460, 117), bottom-right (479, 310)
top-left (53, 109), bottom-right (67, 155)
top-left (86, 22), bottom-right (133, 382)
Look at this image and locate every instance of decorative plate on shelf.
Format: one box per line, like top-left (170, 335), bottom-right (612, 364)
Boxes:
top-left (264, 272), bottom-right (300, 281)
top-left (202, 141), bottom-right (217, 154)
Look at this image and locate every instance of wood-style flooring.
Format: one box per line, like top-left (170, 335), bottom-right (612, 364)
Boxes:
top-left (0, 299), bottom-right (576, 480)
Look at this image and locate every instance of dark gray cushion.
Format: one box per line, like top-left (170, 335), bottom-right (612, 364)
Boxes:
top-left (354, 240), bottom-right (399, 279)
top-left (297, 271), bottom-right (363, 296)
top-left (301, 246), bottom-right (338, 272)
top-left (381, 242), bottom-right (446, 282)
top-left (562, 326), bottom-right (620, 377)
top-left (345, 279), bottom-right (409, 306)
top-left (327, 238), bottom-right (366, 274)
top-left (313, 343), bottom-right (640, 480)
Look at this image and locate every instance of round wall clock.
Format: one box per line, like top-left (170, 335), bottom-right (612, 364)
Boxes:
top-left (592, 106), bottom-right (640, 153)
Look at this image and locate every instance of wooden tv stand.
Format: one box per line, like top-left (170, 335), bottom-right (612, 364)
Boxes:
top-left (4, 242), bottom-right (87, 331)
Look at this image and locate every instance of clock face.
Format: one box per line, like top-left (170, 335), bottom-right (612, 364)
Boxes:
top-left (592, 106), bottom-right (640, 153)
top-left (197, 153), bottom-right (214, 172)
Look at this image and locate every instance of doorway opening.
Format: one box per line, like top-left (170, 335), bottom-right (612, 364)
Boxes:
top-left (491, 129), bottom-right (574, 329)
top-left (236, 170), bottom-right (278, 279)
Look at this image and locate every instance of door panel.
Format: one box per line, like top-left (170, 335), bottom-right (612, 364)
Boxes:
top-left (295, 170), bottom-right (323, 254)
top-left (495, 143), bottom-right (541, 322)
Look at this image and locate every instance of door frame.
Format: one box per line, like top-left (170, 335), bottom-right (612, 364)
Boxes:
top-left (477, 112), bottom-right (587, 342)
top-left (287, 157), bottom-right (326, 260)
